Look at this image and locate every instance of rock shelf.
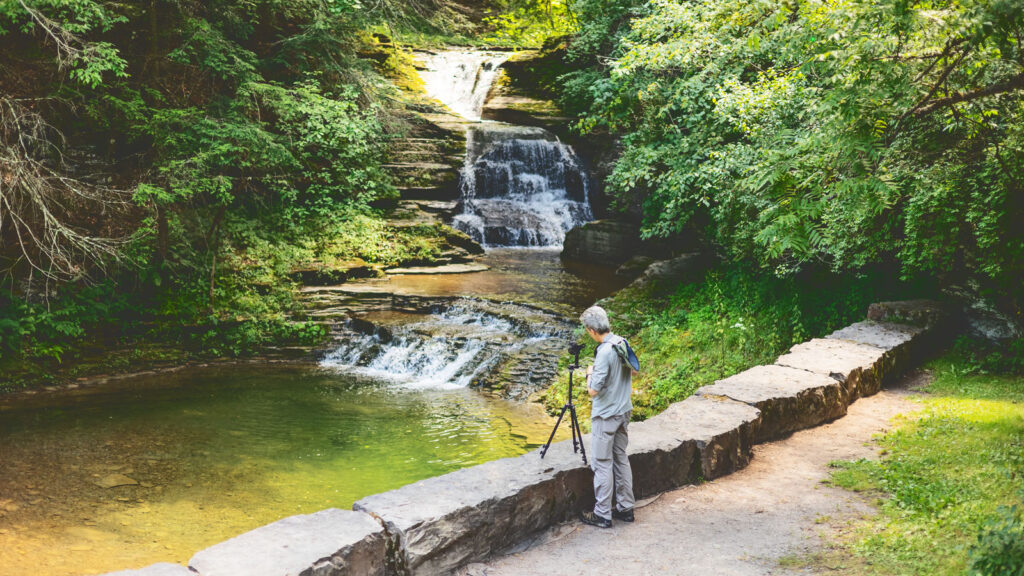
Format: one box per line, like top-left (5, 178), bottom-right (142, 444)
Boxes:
top-left (106, 300), bottom-right (948, 576)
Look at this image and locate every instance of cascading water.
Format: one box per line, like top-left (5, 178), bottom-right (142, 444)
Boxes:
top-left (418, 49), bottom-right (594, 248)
top-left (320, 51), bottom-right (594, 390)
top-left (418, 51), bottom-right (510, 121)
top-left (320, 300), bottom-right (571, 396)
top-left (453, 125), bottom-right (593, 247)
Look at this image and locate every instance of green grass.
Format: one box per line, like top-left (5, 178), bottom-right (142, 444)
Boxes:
top-left (823, 349), bottom-right (1024, 576)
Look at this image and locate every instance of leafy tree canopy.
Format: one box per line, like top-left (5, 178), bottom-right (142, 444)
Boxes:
top-left (566, 0), bottom-right (1024, 318)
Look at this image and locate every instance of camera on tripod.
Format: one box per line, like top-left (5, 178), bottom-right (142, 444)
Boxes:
top-left (568, 342), bottom-right (584, 361)
top-left (540, 340), bottom-right (588, 464)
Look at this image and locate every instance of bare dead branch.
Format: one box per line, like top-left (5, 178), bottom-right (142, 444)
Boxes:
top-left (0, 96), bottom-right (133, 284)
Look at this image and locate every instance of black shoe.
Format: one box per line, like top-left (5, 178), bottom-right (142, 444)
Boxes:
top-left (612, 508), bottom-right (634, 522)
top-left (578, 510), bottom-right (612, 528)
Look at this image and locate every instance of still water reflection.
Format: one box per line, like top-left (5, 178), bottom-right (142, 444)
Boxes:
top-left (0, 365), bottom-right (563, 575)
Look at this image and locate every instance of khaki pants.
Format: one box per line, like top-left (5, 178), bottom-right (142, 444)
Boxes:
top-left (591, 411), bottom-right (635, 518)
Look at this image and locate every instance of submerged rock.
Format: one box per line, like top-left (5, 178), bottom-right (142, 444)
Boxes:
top-left (95, 474), bottom-right (139, 489)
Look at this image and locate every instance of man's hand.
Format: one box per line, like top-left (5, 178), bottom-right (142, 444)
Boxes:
top-left (585, 365), bottom-right (598, 396)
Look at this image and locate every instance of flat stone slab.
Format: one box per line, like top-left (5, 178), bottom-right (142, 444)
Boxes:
top-left (826, 321), bottom-right (923, 350)
top-left (103, 563), bottom-right (193, 576)
top-left (355, 442), bottom-right (594, 576)
top-left (775, 338), bottom-right (887, 399)
top-left (696, 365), bottom-right (847, 442)
top-left (647, 395), bottom-right (761, 480)
top-left (385, 263), bottom-right (490, 275)
top-left (189, 508), bottom-right (386, 576)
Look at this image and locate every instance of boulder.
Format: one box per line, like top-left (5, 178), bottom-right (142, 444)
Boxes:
top-left (561, 219), bottom-right (641, 266)
top-left (775, 338), bottom-right (887, 400)
top-left (696, 365), bottom-right (848, 442)
top-left (626, 252), bottom-right (713, 293)
top-left (614, 255), bottom-right (656, 280)
top-left (102, 563), bottom-right (193, 576)
top-left (189, 508), bottom-right (386, 576)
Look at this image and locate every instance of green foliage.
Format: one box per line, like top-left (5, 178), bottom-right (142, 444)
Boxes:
top-left (0, 0), bottom-right (128, 87)
top-left (482, 0), bottom-right (577, 48)
top-left (542, 263), bottom-right (915, 419)
top-left (968, 500), bottom-right (1024, 576)
top-left (564, 0), bottom-right (1024, 321)
top-left (825, 350), bottom-right (1024, 575)
top-left (0, 0), bottom-right (462, 383)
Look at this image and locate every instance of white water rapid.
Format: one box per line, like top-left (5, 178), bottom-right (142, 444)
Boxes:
top-left (320, 300), bottom-right (571, 393)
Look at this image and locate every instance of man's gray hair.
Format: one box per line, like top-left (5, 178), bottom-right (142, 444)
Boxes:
top-left (580, 305), bottom-right (611, 334)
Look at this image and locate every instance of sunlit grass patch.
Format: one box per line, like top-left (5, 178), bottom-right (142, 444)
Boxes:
top-left (820, 352), bottom-right (1024, 576)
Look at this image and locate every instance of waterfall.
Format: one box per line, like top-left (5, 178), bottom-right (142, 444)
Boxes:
top-left (418, 51), bottom-right (510, 121)
top-left (320, 300), bottom-right (571, 393)
top-left (453, 125), bottom-right (593, 248)
top-left (415, 49), bottom-right (595, 248)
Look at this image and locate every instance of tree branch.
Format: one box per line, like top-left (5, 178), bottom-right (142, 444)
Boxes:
top-left (914, 71), bottom-right (1024, 117)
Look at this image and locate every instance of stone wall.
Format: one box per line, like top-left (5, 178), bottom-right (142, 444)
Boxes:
top-left (107, 300), bottom-right (948, 576)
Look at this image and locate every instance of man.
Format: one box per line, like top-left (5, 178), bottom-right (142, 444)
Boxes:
top-left (578, 305), bottom-right (635, 528)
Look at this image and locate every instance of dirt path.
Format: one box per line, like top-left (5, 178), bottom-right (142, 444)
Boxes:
top-left (459, 373), bottom-right (925, 576)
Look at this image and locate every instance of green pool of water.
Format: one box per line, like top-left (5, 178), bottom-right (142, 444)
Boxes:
top-left (0, 364), bottom-right (562, 575)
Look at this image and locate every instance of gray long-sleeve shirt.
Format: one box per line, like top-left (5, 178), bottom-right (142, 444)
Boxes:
top-left (588, 333), bottom-right (633, 419)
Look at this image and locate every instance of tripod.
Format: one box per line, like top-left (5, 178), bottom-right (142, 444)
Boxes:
top-left (539, 344), bottom-right (587, 465)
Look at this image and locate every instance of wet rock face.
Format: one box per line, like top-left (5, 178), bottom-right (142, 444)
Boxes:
top-left (560, 219), bottom-right (642, 266)
top-left (318, 298), bottom-right (574, 399)
top-left (189, 509), bottom-right (386, 576)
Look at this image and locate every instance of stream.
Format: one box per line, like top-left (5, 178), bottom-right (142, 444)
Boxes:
top-left (0, 50), bottom-right (615, 576)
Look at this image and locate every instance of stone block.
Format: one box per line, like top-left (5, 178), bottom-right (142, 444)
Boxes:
top-left (695, 365), bottom-right (847, 442)
top-left (826, 321), bottom-right (924, 351)
top-left (354, 443), bottom-right (593, 576)
top-left (188, 508), bottom-right (386, 576)
top-left (647, 395), bottom-right (761, 480)
top-left (102, 563), bottom-right (194, 576)
top-left (623, 417), bottom-right (700, 499)
top-left (827, 320), bottom-right (927, 383)
top-left (775, 338), bottom-right (887, 399)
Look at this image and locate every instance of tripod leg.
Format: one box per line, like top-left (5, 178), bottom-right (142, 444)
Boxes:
top-left (539, 404), bottom-right (570, 459)
top-left (569, 405), bottom-right (588, 465)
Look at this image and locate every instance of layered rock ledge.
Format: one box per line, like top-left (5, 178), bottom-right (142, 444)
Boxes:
top-left (101, 300), bottom-right (948, 576)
